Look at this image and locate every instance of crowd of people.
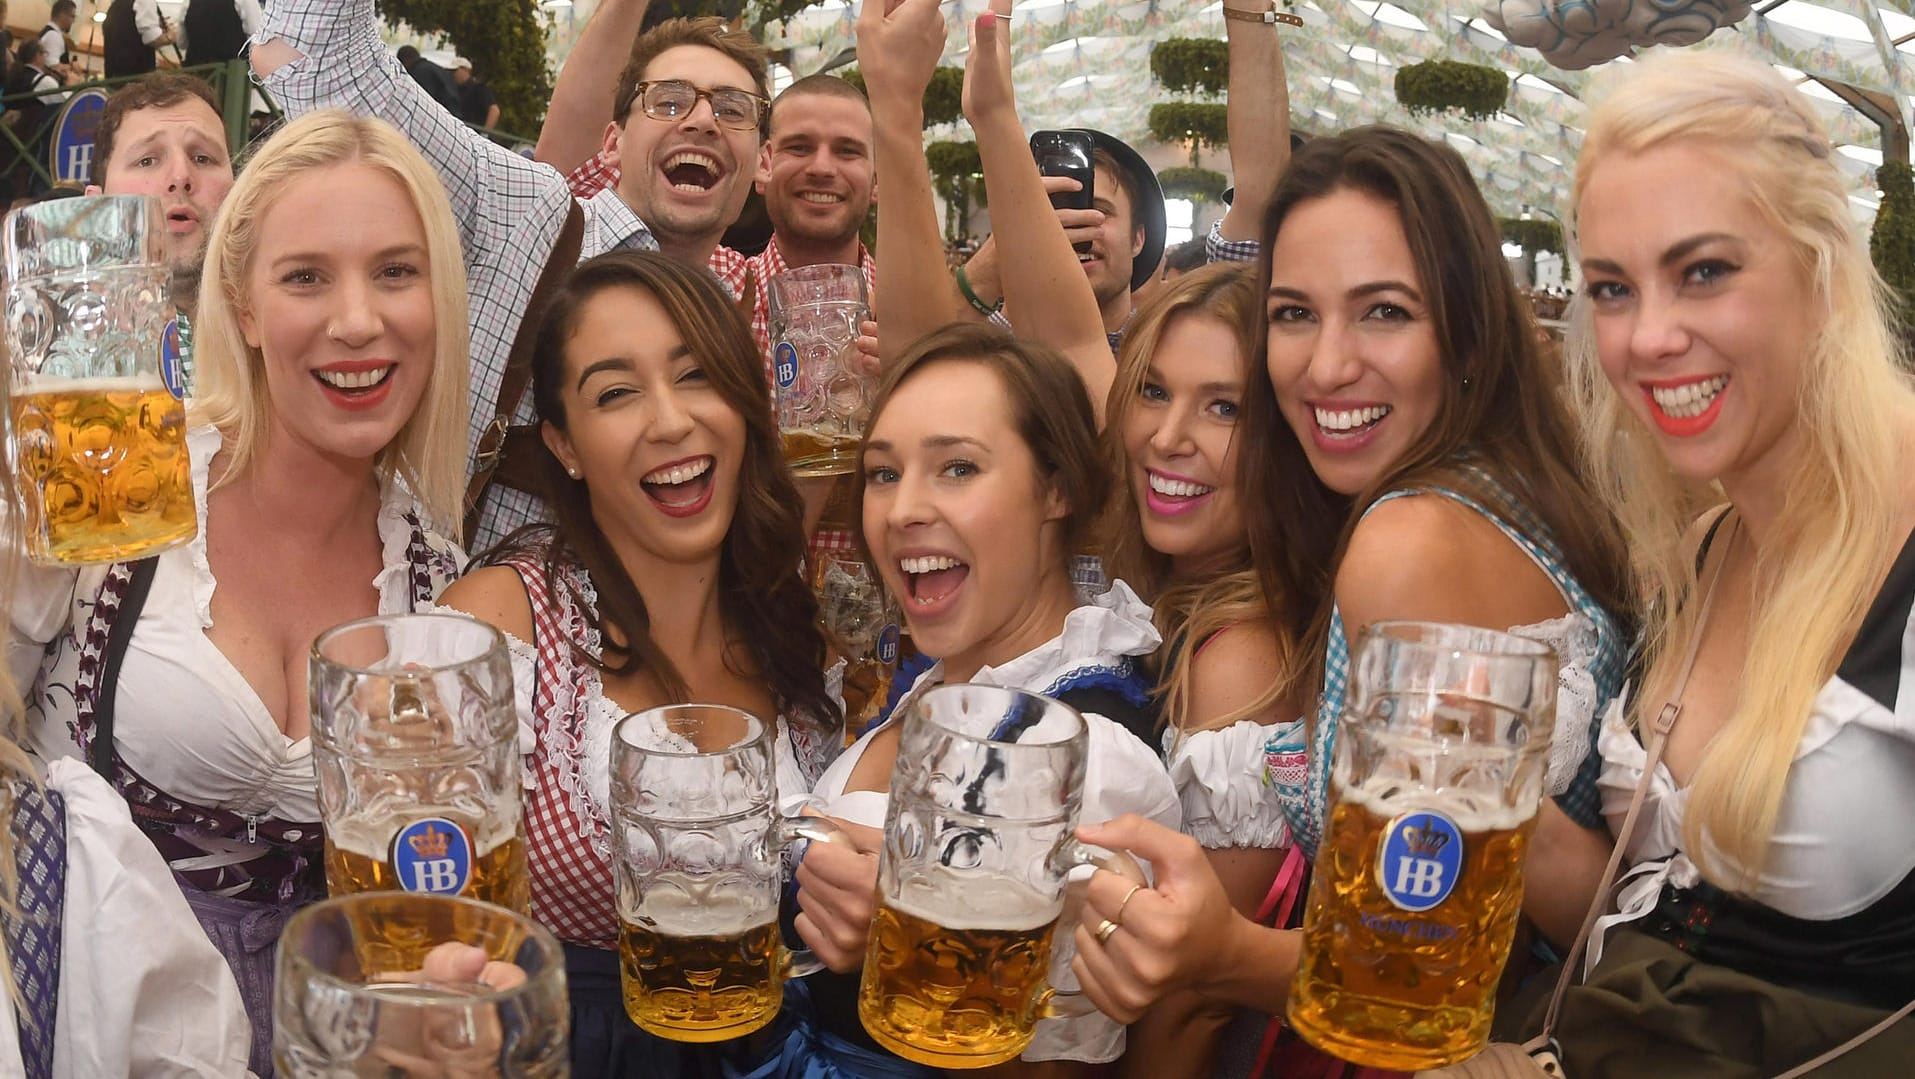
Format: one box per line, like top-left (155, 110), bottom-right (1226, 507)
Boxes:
top-left (2, 0), bottom-right (1913, 1076)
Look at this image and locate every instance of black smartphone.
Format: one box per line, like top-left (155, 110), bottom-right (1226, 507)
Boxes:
top-left (1031, 130), bottom-right (1095, 254)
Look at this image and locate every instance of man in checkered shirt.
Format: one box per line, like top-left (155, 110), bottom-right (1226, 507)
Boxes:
top-left (251, 0), bottom-right (775, 550)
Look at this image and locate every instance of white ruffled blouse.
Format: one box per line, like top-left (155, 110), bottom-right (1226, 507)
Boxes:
top-left (15, 425), bottom-right (464, 824)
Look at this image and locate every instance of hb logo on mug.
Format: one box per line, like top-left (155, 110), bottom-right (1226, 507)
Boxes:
top-left (391, 817), bottom-right (475, 896)
top-left (1376, 811), bottom-right (1464, 913)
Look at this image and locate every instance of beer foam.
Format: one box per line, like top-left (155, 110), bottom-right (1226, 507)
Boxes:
top-left (1334, 781), bottom-right (1536, 833)
top-left (14, 373), bottom-right (165, 394)
top-left (629, 877), bottom-right (776, 937)
top-left (886, 868), bottom-right (1061, 933)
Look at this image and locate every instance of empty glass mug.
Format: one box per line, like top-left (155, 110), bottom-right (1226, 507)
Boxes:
top-left (5, 194), bottom-right (193, 565)
top-left (273, 891), bottom-right (569, 1078)
top-left (1289, 621), bottom-right (1558, 1070)
top-left (311, 613), bottom-right (529, 912)
top-left (767, 263), bottom-right (870, 478)
top-left (858, 684), bottom-right (1119, 1069)
top-left (611, 704), bottom-right (839, 1043)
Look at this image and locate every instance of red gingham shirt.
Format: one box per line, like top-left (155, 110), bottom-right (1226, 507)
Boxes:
top-left (567, 152), bottom-right (873, 560)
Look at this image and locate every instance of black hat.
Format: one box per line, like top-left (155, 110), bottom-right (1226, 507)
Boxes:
top-left (1074, 129), bottom-right (1166, 292)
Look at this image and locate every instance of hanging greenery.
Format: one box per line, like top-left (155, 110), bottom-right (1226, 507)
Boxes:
top-left (839, 67), bottom-right (965, 129)
top-left (926, 140), bottom-right (986, 242)
top-left (1147, 102), bottom-right (1229, 167)
top-left (1157, 166), bottom-right (1228, 205)
top-left (1499, 217), bottom-right (1563, 254)
top-left (1873, 161), bottom-right (1915, 317)
top-left (376, 0), bottom-right (553, 135)
top-left (1393, 60), bottom-right (1508, 122)
top-left (1150, 38), bottom-right (1229, 96)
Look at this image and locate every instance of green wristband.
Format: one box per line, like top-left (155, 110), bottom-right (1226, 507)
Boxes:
top-left (955, 265), bottom-right (1002, 317)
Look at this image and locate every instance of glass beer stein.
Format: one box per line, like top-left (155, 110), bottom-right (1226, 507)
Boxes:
top-left (768, 264), bottom-right (870, 478)
top-left (611, 704), bottom-right (839, 1043)
top-left (1289, 621), bottom-right (1558, 1071)
top-left (858, 685), bottom-right (1119, 1070)
top-left (311, 613), bottom-right (529, 912)
top-left (274, 892), bottom-right (570, 1078)
top-left (5, 195), bottom-right (194, 565)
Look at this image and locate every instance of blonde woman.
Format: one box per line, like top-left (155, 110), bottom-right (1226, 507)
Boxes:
top-left (1540, 50), bottom-right (1915, 1072)
top-left (9, 109), bottom-right (470, 1075)
top-left (1097, 262), bottom-right (1297, 1078)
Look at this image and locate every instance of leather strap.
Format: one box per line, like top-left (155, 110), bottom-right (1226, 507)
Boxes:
top-left (463, 200), bottom-right (587, 545)
top-left (90, 556), bottom-right (160, 781)
top-left (1529, 512), bottom-right (1736, 1052)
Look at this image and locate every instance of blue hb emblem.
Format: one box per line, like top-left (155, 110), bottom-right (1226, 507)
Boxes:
top-left (1376, 810), bottom-right (1464, 913)
top-left (48, 88), bottom-right (108, 184)
top-left (774, 342), bottom-right (798, 389)
top-left (390, 817), bottom-right (474, 896)
top-left (877, 624), bottom-right (900, 665)
top-left (160, 318), bottom-right (184, 401)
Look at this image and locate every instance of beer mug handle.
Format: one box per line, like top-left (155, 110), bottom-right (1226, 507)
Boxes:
top-left (1035, 841), bottom-right (1151, 1020)
top-left (775, 814), bottom-right (851, 979)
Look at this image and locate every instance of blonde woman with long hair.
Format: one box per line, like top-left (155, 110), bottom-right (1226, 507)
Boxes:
top-left (1535, 50), bottom-right (1915, 1072)
top-left (1096, 262), bottom-right (1298, 1078)
top-left (8, 109), bottom-right (470, 1075)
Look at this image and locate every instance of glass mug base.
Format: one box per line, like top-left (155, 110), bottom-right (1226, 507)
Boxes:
top-left (1287, 987), bottom-right (1494, 1071)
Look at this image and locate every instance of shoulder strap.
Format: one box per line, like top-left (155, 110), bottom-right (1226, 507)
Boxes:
top-left (463, 199), bottom-right (586, 545)
top-left (1529, 514), bottom-right (1735, 1052)
top-left (1054, 684), bottom-right (1158, 756)
top-left (4, 784), bottom-right (66, 1079)
top-left (91, 557), bottom-right (160, 780)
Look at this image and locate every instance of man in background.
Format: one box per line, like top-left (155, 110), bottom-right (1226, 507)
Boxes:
top-left (395, 45), bottom-right (460, 115)
top-left (38, 0), bottom-right (78, 80)
top-left (180, 0), bottom-right (263, 68)
top-left (88, 72), bottom-right (237, 398)
top-left (103, 0), bottom-right (176, 78)
top-left (450, 57), bottom-right (499, 130)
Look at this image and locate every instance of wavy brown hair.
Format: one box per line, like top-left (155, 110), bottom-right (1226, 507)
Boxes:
top-left (1100, 264), bottom-right (1297, 734)
top-left (1239, 126), bottom-right (1632, 710)
top-left (484, 252), bottom-right (836, 741)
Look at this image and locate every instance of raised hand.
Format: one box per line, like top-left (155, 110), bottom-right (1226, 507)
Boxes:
top-left (961, 0), bottom-right (1017, 122)
top-left (856, 0), bottom-right (951, 106)
top-left (793, 817), bottom-right (883, 972)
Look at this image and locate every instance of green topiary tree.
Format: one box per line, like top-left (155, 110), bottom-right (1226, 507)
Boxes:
top-left (1873, 161), bottom-right (1915, 318)
top-left (1150, 38), bottom-right (1228, 96)
top-left (1147, 103), bottom-right (1228, 167)
top-left (377, 0), bottom-right (553, 135)
top-left (1157, 166), bottom-right (1228, 205)
top-left (1394, 60), bottom-right (1508, 122)
top-left (926, 139), bottom-right (984, 242)
top-left (840, 67), bottom-right (964, 129)
top-left (1499, 217), bottom-right (1563, 254)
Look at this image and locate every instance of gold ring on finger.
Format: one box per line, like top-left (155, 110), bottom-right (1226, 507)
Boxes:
top-left (1095, 918), bottom-right (1120, 945)
top-left (1114, 883), bottom-right (1143, 925)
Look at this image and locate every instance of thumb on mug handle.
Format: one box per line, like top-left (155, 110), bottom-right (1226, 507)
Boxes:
top-left (777, 813), bottom-right (855, 978)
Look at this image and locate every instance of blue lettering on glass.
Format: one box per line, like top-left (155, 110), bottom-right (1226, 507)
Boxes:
top-left (1376, 810), bottom-right (1465, 913)
top-left (160, 318), bottom-right (184, 401)
top-left (774, 342), bottom-right (799, 389)
top-left (877, 624), bottom-right (900, 665)
top-left (390, 817), bottom-right (475, 896)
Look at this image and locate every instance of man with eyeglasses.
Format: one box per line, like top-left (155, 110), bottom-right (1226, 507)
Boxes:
top-left (251, 0), bottom-right (773, 549)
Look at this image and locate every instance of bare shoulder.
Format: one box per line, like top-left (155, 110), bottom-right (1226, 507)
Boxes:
top-left (436, 564), bottom-right (537, 642)
top-left (1337, 493), bottom-right (1566, 634)
top-left (1184, 620), bottom-right (1298, 734)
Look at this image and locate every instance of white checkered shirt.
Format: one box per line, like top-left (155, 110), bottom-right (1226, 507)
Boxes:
top-left (259, 0), bottom-right (662, 551)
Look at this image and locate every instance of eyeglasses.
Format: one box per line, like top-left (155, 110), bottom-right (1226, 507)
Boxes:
top-left (626, 80), bottom-right (769, 132)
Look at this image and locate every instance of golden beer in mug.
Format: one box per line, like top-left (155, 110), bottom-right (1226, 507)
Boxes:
top-left (619, 882), bottom-right (782, 1042)
top-left (611, 705), bottom-right (839, 1042)
top-left (311, 614), bottom-right (528, 912)
top-left (860, 867), bottom-right (1064, 1067)
top-left (858, 685), bottom-right (1121, 1069)
top-left (769, 264), bottom-right (870, 478)
top-left (1288, 622), bottom-right (1557, 1071)
top-left (6, 196), bottom-right (195, 565)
